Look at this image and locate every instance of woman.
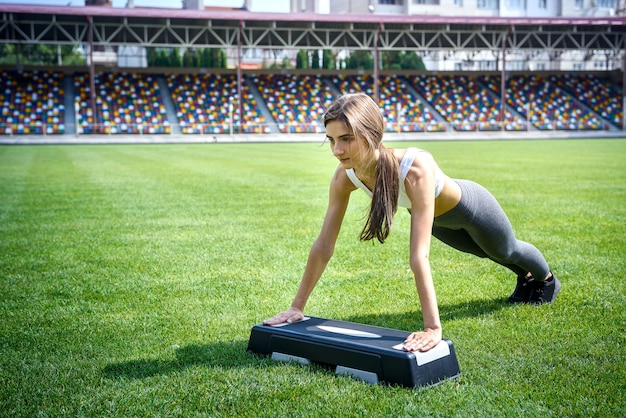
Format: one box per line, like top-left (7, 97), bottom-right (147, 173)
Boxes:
top-left (263, 93), bottom-right (560, 352)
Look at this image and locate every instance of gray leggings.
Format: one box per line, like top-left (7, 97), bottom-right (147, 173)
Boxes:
top-left (432, 179), bottom-right (550, 279)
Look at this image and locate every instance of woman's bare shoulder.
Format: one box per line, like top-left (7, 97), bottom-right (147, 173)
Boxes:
top-left (330, 164), bottom-right (357, 192)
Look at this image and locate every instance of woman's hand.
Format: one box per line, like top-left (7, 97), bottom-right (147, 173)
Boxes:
top-left (402, 327), bottom-right (442, 352)
top-left (262, 307), bottom-right (304, 326)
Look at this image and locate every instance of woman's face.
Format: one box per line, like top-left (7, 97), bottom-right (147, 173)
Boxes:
top-left (325, 119), bottom-right (369, 170)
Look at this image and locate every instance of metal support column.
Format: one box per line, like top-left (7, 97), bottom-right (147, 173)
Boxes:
top-left (499, 26), bottom-right (511, 131)
top-left (374, 23), bottom-right (382, 104)
top-left (623, 49), bottom-right (625, 131)
top-left (237, 20), bottom-right (244, 134)
top-left (88, 15), bottom-right (97, 133)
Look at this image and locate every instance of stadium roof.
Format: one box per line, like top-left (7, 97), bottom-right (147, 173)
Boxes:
top-left (1, 4), bottom-right (625, 52)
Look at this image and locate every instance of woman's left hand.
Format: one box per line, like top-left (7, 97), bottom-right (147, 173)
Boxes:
top-left (402, 327), bottom-right (442, 352)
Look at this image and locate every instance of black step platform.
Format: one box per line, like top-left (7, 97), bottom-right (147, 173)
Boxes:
top-left (247, 316), bottom-right (460, 388)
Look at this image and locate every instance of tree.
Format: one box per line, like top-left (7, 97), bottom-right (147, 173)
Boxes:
top-left (215, 49), bottom-right (227, 68)
top-left (399, 51), bottom-right (426, 70)
top-left (346, 50), bottom-right (373, 70)
top-left (0, 43), bottom-right (84, 65)
top-left (382, 51), bottom-right (401, 70)
top-left (380, 50), bottom-right (426, 70)
top-left (296, 50), bottom-right (308, 69)
top-left (157, 49), bottom-right (169, 67)
top-left (182, 48), bottom-right (198, 68)
top-left (168, 48), bottom-right (181, 67)
top-left (322, 49), bottom-right (334, 69)
top-left (269, 54), bottom-right (293, 70)
top-left (147, 47), bottom-right (156, 66)
top-left (310, 50), bottom-right (320, 69)
top-left (199, 48), bottom-right (212, 67)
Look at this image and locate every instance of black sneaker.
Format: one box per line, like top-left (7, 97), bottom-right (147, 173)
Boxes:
top-left (528, 274), bottom-right (561, 305)
top-left (508, 274), bottom-right (534, 304)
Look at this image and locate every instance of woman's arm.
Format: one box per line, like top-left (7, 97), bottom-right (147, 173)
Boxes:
top-left (402, 152), bottom-right (443, 352)
top-left (263, 166), bottom-right (353, 325)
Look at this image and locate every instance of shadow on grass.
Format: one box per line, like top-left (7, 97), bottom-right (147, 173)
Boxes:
top-left (342, 296), bottom-right (510, 330)
top-left (103, 297), bottom-right (508, 380)
top-left (102, 340), bottom-right (257, 380)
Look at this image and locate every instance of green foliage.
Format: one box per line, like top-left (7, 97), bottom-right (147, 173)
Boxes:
top-left (347, 50), bottom-right (374, 70)
top-left (296, 50), bottom-right (309, 69)
top-left (182, 49), bottom-right (197, 68)
top-left (198, 48), bottom-right (212, 67)
top-left (398, 51), bottom-right (426, 70)
top-left (0, 140), bottom-right (624, 417)
top-left (382, 50), bottom-right (426, 70)
top-left (0, 43), bottom-right (85, 66)
top-left (311, 50), bottom-right (320, 70)
top-left (147, 47), bottom-right (226, 69)
top-left (214, 49), bottom-right (227, 69)
top-left (322, 49), bottom-right (334, 69)
top-left (269, 54), bottom-right (293, 70)
top-left (168, 48), bottom-right (181, 67)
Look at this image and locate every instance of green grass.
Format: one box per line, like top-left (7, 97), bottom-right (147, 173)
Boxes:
top-left (1, 139), bottom-right (625, 417)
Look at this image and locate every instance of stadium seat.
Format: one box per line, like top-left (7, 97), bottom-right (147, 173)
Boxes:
top-left (253, 74), bottom-right (334, 133)
top-left (479, 74), bottom-right (603, 131)
top-left (329, 74), bottom-right (444, 132)
top-left (74, 71), bottom-right (170, 135)
top-left (0, 70), bottom-right (65, 135)
top-left (167, 73), bottom-right (266, 134)
top-left (409, 74), bottom-right (523, 132)
top-left (550, 74), bottom-right (622, 129)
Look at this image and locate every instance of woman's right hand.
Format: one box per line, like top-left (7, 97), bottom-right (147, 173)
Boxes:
top-left (262, 307), bottom-right (304, 326)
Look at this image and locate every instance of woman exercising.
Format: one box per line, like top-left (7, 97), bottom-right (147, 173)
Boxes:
top-left (263, 93), bottom-right (560, 352)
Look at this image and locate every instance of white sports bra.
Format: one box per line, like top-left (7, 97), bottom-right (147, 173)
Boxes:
top-left (345, 147), bottom-right (445, 209)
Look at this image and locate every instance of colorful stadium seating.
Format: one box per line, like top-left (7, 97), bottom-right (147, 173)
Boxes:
top-left (74, 71), bottom-right (170, 134)
top-left (167, 73), bottom-right (266, 134)
top-left (550, 74), bottom-right (622, 129)
top-left (253, 74), bottom-right (335, 133)
top-left (0, 70), bottom-right (620, 136)
top-left (328, 74), bottom-right (445, 132)
top-left (0, 70), bottom-right (65, 135)
top-left (409, 74), bottom-right (524, 131)
top-left (479, 74), bottom-right (604, 131)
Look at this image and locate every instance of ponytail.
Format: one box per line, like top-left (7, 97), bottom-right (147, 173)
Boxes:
top-left (323, 93), bottom-right (398, 244)
top-left (359, 145), bottom-right (399, 243)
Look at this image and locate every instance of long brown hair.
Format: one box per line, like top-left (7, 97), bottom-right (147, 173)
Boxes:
top-left (324, 93), bottom-right (399, 243)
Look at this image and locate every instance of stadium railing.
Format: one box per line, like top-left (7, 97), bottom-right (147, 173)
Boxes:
top-left (1, 119), bottom-right (610, 137)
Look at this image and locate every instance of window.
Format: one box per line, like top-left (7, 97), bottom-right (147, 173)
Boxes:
top-left (538, 0), bottom-right (546, 8)
top-left (477, 0), bottom-right (498, 9)
top-left (505, 0), bottom-right (524, 9)
top-left (505, 60), bottom-right (525, 71)
top-left (477, 60), bottom-right (497, 71)
top-left (596, 0), bottom-right (616, 8)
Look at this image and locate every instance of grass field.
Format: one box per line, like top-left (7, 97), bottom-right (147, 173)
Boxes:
top-left (1, 139), bottom-right (625, 417)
